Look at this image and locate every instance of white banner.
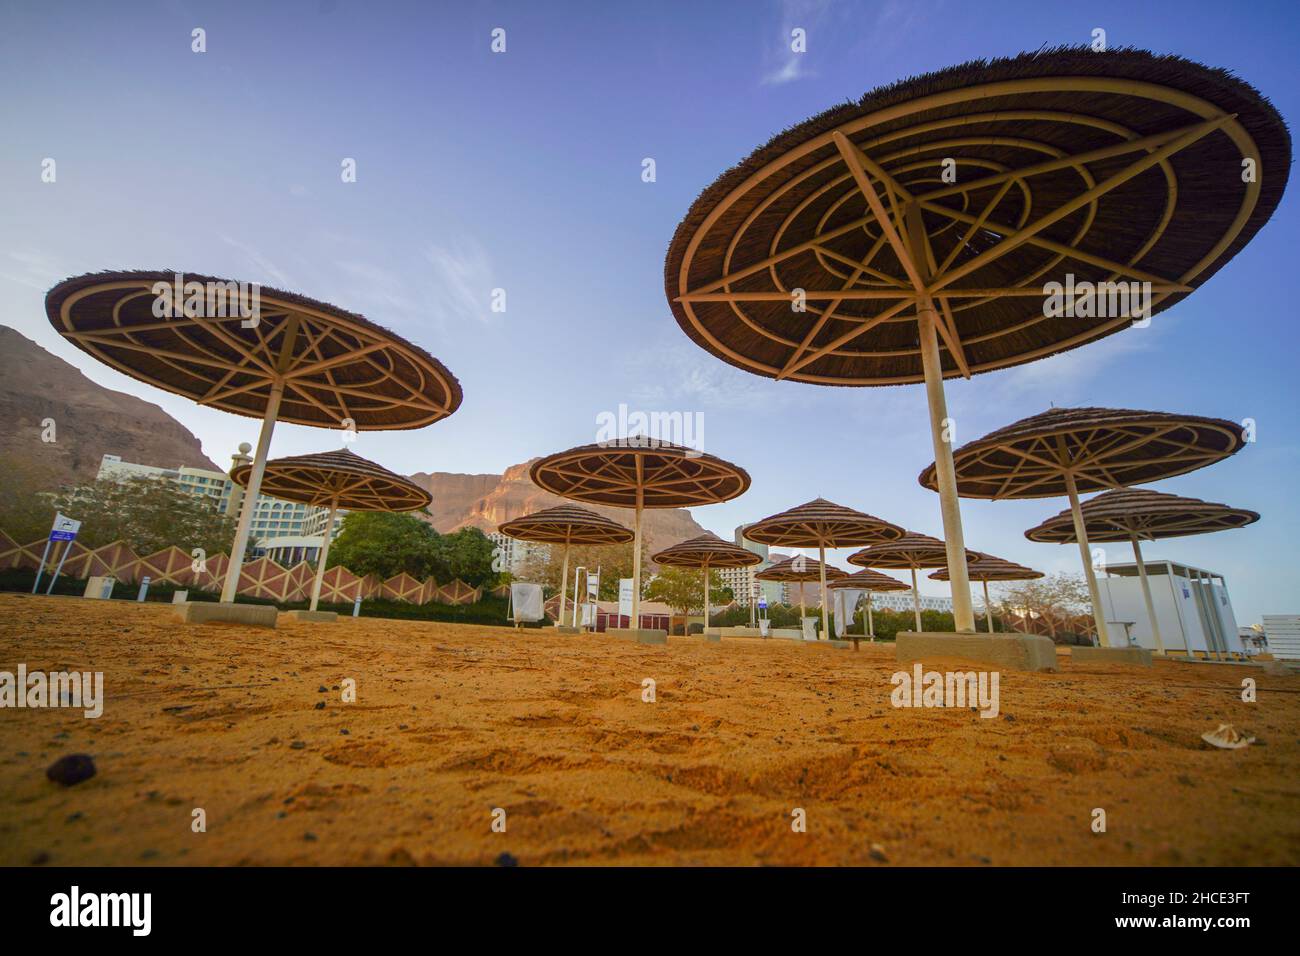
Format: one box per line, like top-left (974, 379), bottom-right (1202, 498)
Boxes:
top-left (618, 578), bottom-right (634, 620)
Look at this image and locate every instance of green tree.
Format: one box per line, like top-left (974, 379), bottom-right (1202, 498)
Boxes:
top-left (515, 538), bottom-right (649, 601)
top-left (0, 457), bottom-right (66, 543)
top-left (328, 511), bottom-right (441, 579)
top-left (643, 566), bottom-right (729, 616)
top-left (46, 476), bottom-right (237, 556)
top-left (432, 526), bottom-right (497, 586)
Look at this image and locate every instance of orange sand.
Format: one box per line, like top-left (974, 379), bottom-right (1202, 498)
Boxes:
top-left (1, 592), bottom-right (1297, 866)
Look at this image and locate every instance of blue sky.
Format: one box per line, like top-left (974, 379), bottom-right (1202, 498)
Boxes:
top-left (1, 0), bottom-right (1296, 623)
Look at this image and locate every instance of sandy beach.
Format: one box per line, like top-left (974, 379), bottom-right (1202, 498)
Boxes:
top-left (1, 592), bottom-right (1296, 866)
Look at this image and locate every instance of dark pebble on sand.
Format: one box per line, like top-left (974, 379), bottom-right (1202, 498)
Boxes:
top-left (495, 852), bottom-right (519, 867)
top-left (318, 686), bottom-right (328, 693)
top-left (340, 729), bottom-right (350, 735)
top-left (46, 754), bottom-right (96, 786)
top-left (31, 852), bottom-right (50, 865)
top-left (304, 832), bottom-right (318, 842)
top-left (290, 741), bottom-right (306, 750)
top-left (314, 701), bottom-right (325, 710)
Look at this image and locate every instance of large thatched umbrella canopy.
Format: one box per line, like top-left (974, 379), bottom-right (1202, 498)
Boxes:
top-left (930, 553), bottom-right (1044, 634)
top-left (745, 499), bottom-right (902, 640)
top-left (529, 441), bottom-right (749, 630)
top-left (827, 567), bottom-right (910, 640)
top-left (231, 448), bottom-right (430, 612)
top-left (848, 532), bottom-right (979, 631)
top-left (665, 47), bottom-right (1288, 633)
top-left (652, 533), bottom-right (762, 629)
top-left (920, 406), bottom-right (1247, 646)
top-left (1024, 487), bottom-right (1258, 652)
top-left (755, 552), bottom-right (850, 629)
top-left (498, 505), bottom-right (634, 626)
top-left (47, 270), bottom-right (461, 605)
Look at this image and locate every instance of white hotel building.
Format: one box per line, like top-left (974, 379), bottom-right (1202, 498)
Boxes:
top-left (96, 452), bottom-right (345, 558)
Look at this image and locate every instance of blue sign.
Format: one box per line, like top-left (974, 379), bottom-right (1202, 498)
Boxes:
top-left (49, 530), bottom-right (76, 542)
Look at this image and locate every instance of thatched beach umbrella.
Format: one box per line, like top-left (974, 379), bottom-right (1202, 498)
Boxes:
top-left (849, 533), bottom-right (979, 632)
top-left (1024, 488), bottom-right (1258, 653)
top-left (756, 555), bottom-right (849, 626)
top-left (47, 271), bottom-right (461, 609)
top-left (530, 441), bottom-right (749, 631)
top-left (498, 505), bottom-right (633, 626)
top-left (827, 568), bottom-right (910, 642)
top-left (745, 499), bottom-right (902, 641)
top-left (652, 533), bottom-right (762, 633)
top-left (665, 48), bottom-right (1289, 634)
top-left (920, 407), bottom-right (1247, 646)
top-left (930, 553), bottom-right (1044, 634)
top-left (230, 448), bottom-right (430, 614)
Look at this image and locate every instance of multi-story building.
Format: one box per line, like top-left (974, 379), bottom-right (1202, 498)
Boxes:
top-left (869, 590), bottom-right (955, 613)
top-left (96, 452), bottom-right (346, 550)
top-left (488, 530), bottom-right (551, 574)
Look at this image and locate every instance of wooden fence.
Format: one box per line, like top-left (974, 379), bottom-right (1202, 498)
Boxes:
top-left (0, 530), bottom-right (484, 606)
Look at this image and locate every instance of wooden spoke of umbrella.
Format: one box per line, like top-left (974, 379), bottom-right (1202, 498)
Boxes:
top-left (1023, 488), bottom-right (1259, 543)
top-left (922, 410), bottom-right (1246, 500)
top-left (50, 275), bottom-right (460, 429)
top-left (231, 450), bottom-right (431, 512)
top-left (666, 54), bottom-right (1283, 387)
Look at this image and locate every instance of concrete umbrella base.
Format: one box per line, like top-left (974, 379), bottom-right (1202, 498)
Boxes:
top-left (896, 631), bottom-right (1057, 672)
top-left (553, 625), bottom-right (582, 635)
top-left (1070, 645), bottom-right (1154, 667)
top-left (606, 627), bottom-right (668, 644)
top-left (284, 610), bottom-right (339, 623)
top-left (174, 601), bottom-right (278, 629)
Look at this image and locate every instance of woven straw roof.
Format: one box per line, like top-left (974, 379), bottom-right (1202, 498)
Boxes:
top-left (1024, 487), bottom-right (1259, 543)
top-left (529, 441), bottom-right (749, 509)
top-left (230, 448), bottom-right (430, 511)
top-left (848, 532), bottom-right (977, 569)
top-left (918, 406), bottom-right (1245, 499)
top-left (652, 533), bottom-right (763, 569)
top-left (930, 552), bottom-right (1043, 582)
top-left (665, 48), bottom-right (1289, 386)
top-left (497, 504), bottom-right (634, 546)
top-left (755, 555), bottom-right (848, 583)
top-left (744, 498), bottom-right (903, 547)
top-left (47, 271), bottom-right (462, 429)
top-left (826, 568), bottom-right (911, 592)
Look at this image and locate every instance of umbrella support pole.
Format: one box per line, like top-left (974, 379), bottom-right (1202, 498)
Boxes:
top-left (910, 566), bottom-right (922, 632)
top-left (983, 578), bottom-right (994, 633)
top-left (917, 302), bottom-right (976, 634)
top-left (630, 497), bottom-right (642, 630)
top-left (308, 499), bottom-right (338, 612)
top-left (1129, 532), bottom-right (1166, 654)
top-left (1065, 471), bottom-right (1110, 647)
top-left (702, 564), bottom-right (709, 633)
top-left (867, 595), bottom-right (875, 639)
top-left (221, 381), bottom-right (284, 603)
top-left (558, 542), bottom-right (570, 627)
top-left (818, 545), bottom-right (828, 641)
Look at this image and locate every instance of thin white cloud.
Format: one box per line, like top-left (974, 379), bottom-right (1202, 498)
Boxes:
top-left (761, 0), bottom-right (831, 86)
top-left (0, 248), bottom-right (67, 290)
top-left (422, 240), bottom-right (494, 327)
top-left (218, 235), bottom-right (295, 289)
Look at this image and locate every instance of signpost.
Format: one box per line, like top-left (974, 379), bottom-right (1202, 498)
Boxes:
top-left (618, 577), bottom-right (634, 628)
top-left (34, 513), bottom-right (81, 595)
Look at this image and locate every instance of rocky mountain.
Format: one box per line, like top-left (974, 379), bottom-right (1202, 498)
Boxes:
top-left (409, 459), bottom-right (709, 560)
top-left (0, 325), bottom-right (220, 488)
